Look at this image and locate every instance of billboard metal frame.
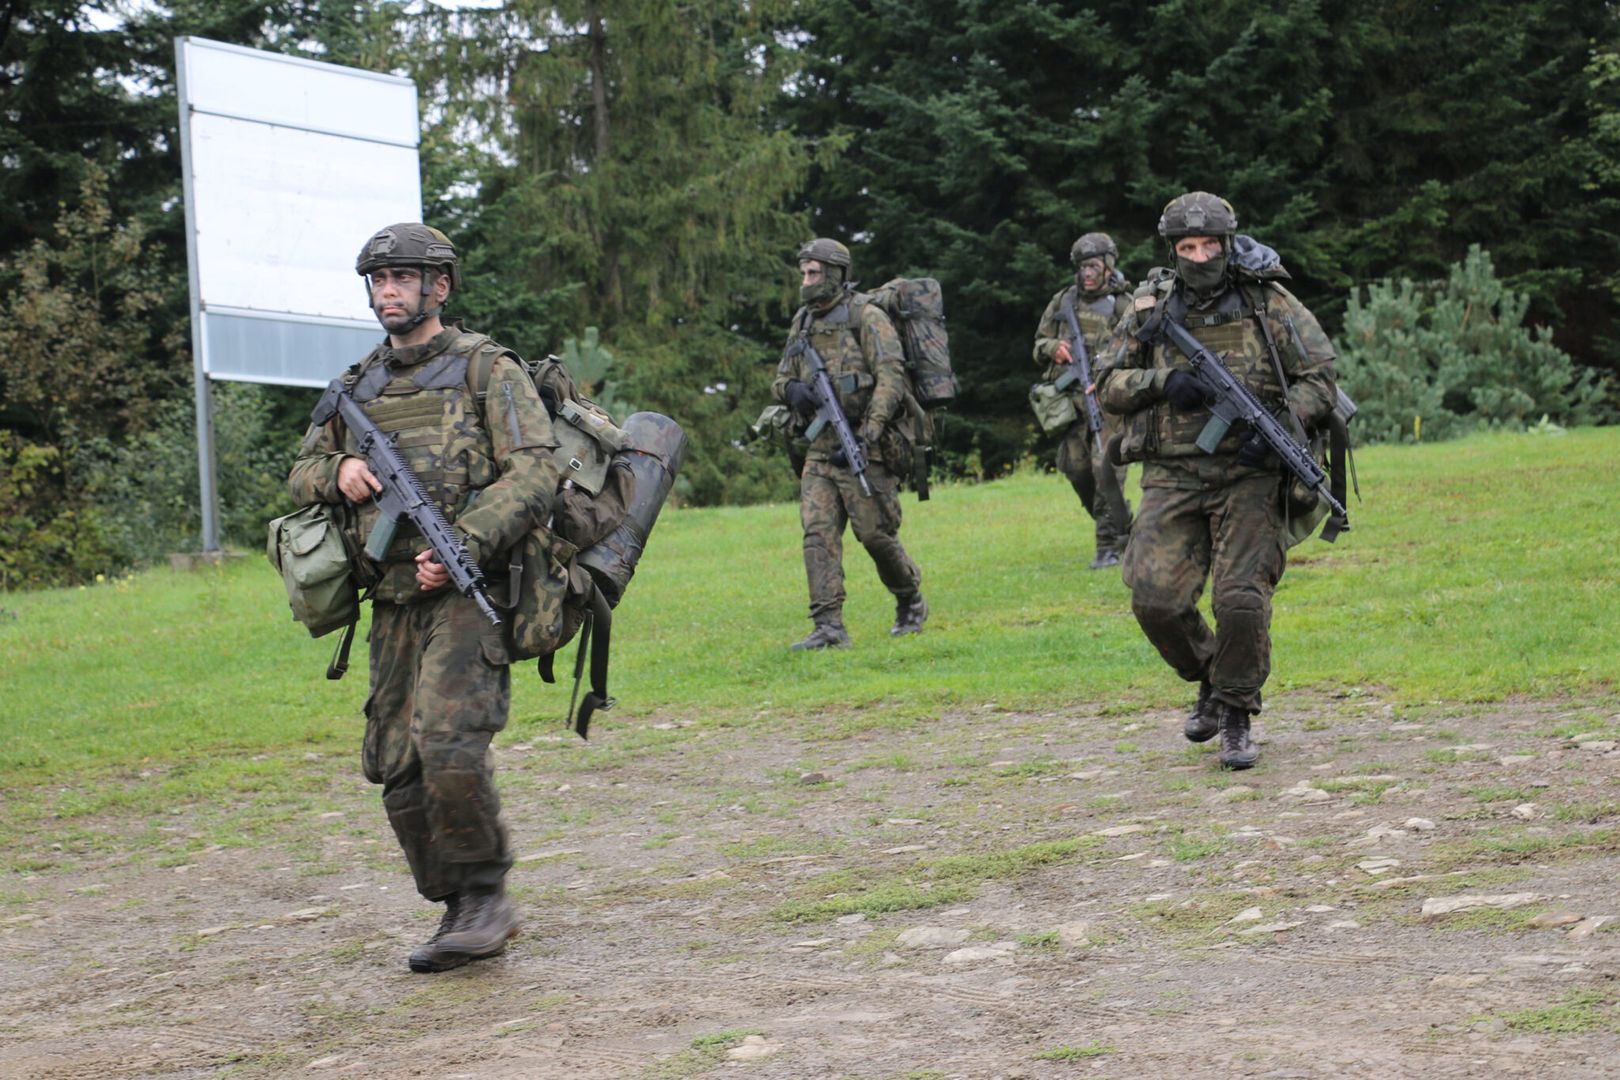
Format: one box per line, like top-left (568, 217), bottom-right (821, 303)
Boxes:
top-left (174, 37), bottom-right (420, 551)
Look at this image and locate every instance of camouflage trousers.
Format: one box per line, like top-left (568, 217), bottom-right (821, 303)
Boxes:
top-left (800, 458), bottom-right (921, 625)
top-left (363, 588), bottom-right (513, 901)
top-left (1056, 421), bottom-right (1132, 555)
top-left (1120, 474), bottom-right (1288, 714)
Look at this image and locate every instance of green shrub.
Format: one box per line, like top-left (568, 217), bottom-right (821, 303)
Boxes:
top-left (1337, 246), bottom-right (1607, 443)
top-left (78, 383), bottom-right (299, 564)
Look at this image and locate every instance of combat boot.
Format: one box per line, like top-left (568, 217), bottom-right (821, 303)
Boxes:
top-left (790, 622), bottom-right (850, 650)
top-left (1183, 679), bottom-right (1218, 743)
top-left (1217, 705), bottom-right (1259, 770)
top-left (432, 886), bottom-right (521, 965)
top-left (407, 895), bottom-right (467, 973)
top-left (1088, 548), bottom-right (1120, 570)
top-left (890, 593), bottom-right (928, 636)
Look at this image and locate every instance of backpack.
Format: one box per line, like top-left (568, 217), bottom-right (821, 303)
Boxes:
top-left (1223, 243), bottom-right (1359, 546)
top-left (468, 350), bottom-right (688, 736)
top-left (865, 277), bottom-right (959, 499)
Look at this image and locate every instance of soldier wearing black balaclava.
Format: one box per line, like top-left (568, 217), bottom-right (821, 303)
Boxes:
top-left (1095, 194), bottom-right (1339, 770)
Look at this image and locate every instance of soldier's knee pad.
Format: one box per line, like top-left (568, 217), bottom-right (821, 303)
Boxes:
top-left (1212, 582), bottom-right (1267, 621)
top-left (416, 730), bottom-right (490, 778)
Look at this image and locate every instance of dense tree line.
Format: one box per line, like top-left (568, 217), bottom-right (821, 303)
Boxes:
top-left (1, 1), bottom-right (1615, 584)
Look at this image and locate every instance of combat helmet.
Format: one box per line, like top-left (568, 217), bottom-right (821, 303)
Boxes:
top-left (1070, 232), bottom-right (1118, 269)
top-left (356, 223), bottom-right (462, 292)
top-left (797, 237), bottom-right (852, 282)
top-left (1156, 193), bottom-right (1237, 242)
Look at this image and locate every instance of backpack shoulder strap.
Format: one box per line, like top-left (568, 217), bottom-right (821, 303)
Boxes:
top-left (458, 332), bottom-right (523, 402)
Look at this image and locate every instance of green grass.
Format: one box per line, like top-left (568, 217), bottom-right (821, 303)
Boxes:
top-left (1033, 1042), bottom-right (1113, 1060)
top-left (642, 1029), bottom-right (765, 1079)
top-left (1494, 990), bottom-right (1620, 1035)
top-left (4, 428), bottom-right (1620, 833)
top-left (769, 836), bottom-right (1097, 922)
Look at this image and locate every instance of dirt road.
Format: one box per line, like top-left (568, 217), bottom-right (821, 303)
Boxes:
top-left (3, 692), bottom-right (1618, 1078)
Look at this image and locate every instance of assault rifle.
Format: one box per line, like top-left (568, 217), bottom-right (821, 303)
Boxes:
top-left (311, 380), bottom-right (503, 626)
top-left (784, 331), bottom-right (872, 497)
top-left (1156, 318), bottom-right (1349, 526)
top-left (1053, 294), bottom-right (1104, 435)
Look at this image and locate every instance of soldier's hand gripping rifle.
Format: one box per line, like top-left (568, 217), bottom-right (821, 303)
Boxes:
top-left (1155, 318), bottom-right (1349, 526)
top-left (784, 332), bottom-right (872, 497)
top-left (1053, 295), bottom-right (1104, 435)
top-left (311, 379), bottom-right (503, 626)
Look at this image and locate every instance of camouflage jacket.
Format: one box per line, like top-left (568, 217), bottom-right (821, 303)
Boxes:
top-left (1095, 268), bottom-right (1337, 489)
top-left (771, 293), bottom-right (908, 462)
top-left (1032, 276), bottom-right (1132, 383)
top-left (287, 324), bottom-right (560, 603)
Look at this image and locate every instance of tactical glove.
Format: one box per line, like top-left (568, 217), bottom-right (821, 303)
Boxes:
top-left (1236, 430), bottom-right (1272, 468)
top-left (828, 439), bottom-right (866, 470)
top-left (784, 380), bottom-right (818, 418)
top-left (1163, 370), bottom-right (1211, 411)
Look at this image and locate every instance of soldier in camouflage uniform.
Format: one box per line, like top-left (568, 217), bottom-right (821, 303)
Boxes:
top-left (1095, 194), bottom-right (1338, 769)
top-left (772, 238), bottom-right (926, 649)
top-left (288, 224), bottom-right (559, 970)
top-left (1032, 232), bottom-right (1135, 567)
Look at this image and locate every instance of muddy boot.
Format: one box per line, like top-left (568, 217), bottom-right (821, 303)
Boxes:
top-left (790, 622), bottom-right (850, 650)
top-left (433, 886), bottom-right (520, 964)
top-left (1183, 679), bottom-right (1218, 743)
top-left (890, 593), bottom-right (928, 636)
top-left (1217, 705), bottom-right (1259, 770)
top-left (407, 895), bottom-right (467, 974)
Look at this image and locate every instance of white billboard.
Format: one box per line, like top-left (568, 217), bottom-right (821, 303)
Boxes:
top-left (176, 37), bottom-right (422, 388)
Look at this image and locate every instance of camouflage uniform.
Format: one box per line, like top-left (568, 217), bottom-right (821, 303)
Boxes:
top-left (1096, 252), bottom-right (1337, 721)
top-left (772, 295), bottom-right (922, 631)
top-left (1032, 277), bottom-right (1134, 557)
top-left (288, 325), bottom-right (558, 901)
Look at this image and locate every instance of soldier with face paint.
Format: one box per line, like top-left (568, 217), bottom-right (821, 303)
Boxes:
top-left (1032, 232), bottom-right (1135, 567)
top-left (288, 224), bottom-right (559, 972)
top-left (771, 238), bottom-right (927, 650)
top-left (1095, 194), bottom-right (1339, 770)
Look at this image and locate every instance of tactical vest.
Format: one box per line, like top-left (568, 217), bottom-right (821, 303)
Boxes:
top-left (1144, 284), bottom-right (1288, 458)
top-left (343, 331), bottom-right (507, 562)
top-left (1074, 290), bottom-right (1118, 354)
top-left (794, 295), bottom-right (881, 458)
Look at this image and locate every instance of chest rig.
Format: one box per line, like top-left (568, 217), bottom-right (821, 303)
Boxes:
top-left (793, 297), bottom-right (877, 453)
top-left (1149, 284), bottom-right (1289, 457)
top-left (1073, 289), bottom-right (1118, 353)
top-left (345, 334), bottom-right (494, 560)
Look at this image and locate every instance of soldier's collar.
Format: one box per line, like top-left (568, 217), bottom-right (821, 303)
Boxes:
top-left (384, 326), bottom-right (460, 369)
top-left (811, 300), bottom-right (852, 328)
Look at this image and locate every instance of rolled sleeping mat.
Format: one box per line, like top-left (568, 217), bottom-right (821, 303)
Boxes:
top-left (576, 412), bottom-right (688, 607)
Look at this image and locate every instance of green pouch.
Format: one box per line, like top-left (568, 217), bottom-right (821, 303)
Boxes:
top-left (1028, 381), bottom-right (1079, 434)
top-left (266, 503), bottom-right (359, 638)
top-left (503, 527), bottom-right (572, 661)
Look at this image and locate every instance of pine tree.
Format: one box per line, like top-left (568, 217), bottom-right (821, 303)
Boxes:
top-left (1338, 246), bottom-right (1608, 444)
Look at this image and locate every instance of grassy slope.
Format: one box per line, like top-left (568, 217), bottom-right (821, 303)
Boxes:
top-left (2, 427), bottom-right (1616, 795)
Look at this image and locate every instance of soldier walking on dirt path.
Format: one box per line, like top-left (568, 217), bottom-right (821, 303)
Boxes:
top-left (1031, 232), bottom-right (1136, 568)
top-left (772, 238), bottom-right (927, 650)
top-left (288, 224), bottom-right (560, 971)
top-left (1095, 194), bottom-right (1340, 769)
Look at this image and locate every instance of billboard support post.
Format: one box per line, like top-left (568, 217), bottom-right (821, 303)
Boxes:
top-left (175, 39), bottom-right (221, 552)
